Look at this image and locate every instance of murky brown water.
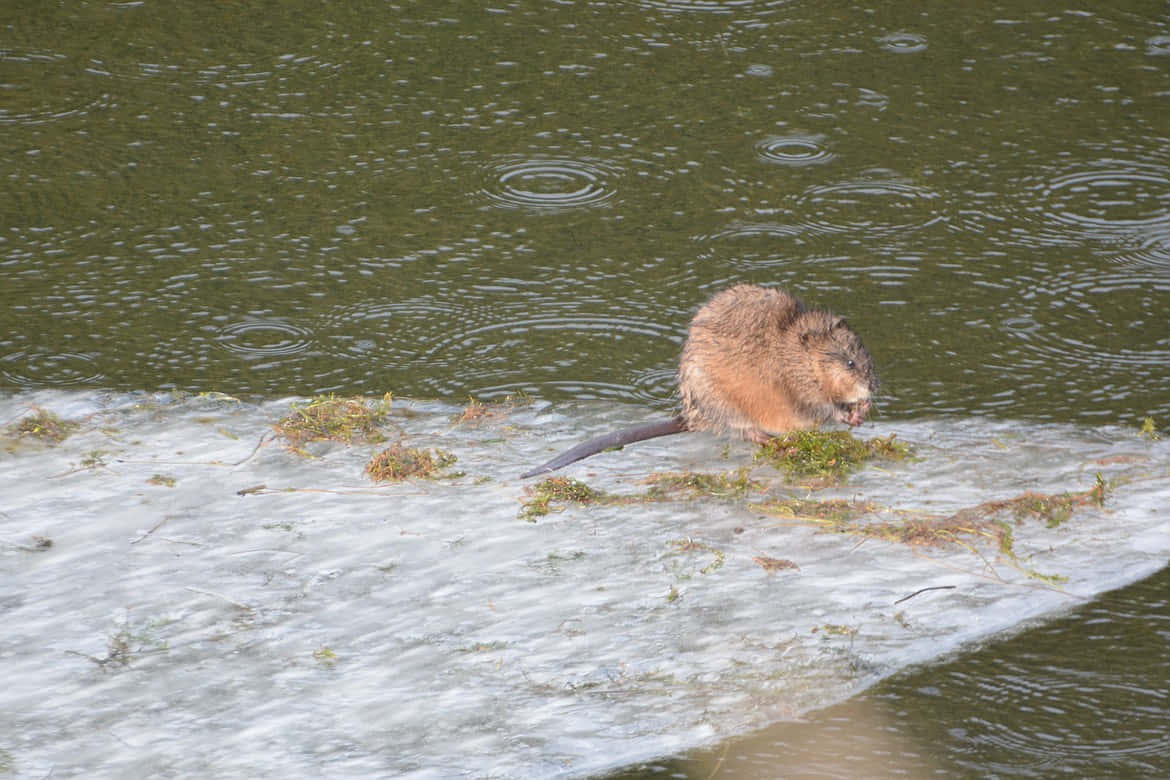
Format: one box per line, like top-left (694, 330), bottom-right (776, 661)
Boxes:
top-left (610, 564), bottom-right (1170, 779)
top-left (3, 0), bottom-right (1169, 775)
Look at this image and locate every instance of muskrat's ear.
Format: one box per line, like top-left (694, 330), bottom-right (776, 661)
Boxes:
top-left (830, 316), bottom-right (848, 330)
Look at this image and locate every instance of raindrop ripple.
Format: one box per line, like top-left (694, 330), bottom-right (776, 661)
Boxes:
top-left (476, 156), bottom-right (621, 213)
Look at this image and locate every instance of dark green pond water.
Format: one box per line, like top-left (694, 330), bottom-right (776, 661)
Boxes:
top-left (4, 0), bottom-right (1169, 776)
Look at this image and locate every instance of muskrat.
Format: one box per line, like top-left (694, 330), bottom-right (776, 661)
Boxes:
top-left (520, 284), bottom-right (878, 478)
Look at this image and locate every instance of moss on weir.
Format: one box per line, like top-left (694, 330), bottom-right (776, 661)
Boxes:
top-left (520, 476), bottom-right (606, 521)
top-left (754, 430), bottom-right (911, 485)
top-left (519, 468), bottom-right (767, 520)
top-left (366, 443), bottom-right (457, 482)
top-left (274, 394), bottom-right (393, 453)
top-left (642, 468), bottom-right (763, 500)
top-left (8, 407), bottom-right (78, 444)
top-left (451, 391), bottom-right (531, 427)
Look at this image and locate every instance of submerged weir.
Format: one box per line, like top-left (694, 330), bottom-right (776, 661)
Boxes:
top-left (1, 391), bottom-right (1168, 777)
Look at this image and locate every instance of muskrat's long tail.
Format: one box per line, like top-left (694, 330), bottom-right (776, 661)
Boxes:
top-left (519, 415), bottom-right (687, 479)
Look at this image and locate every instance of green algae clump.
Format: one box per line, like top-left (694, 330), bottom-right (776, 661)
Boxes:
top-left (756, 497), bottom-right (877, 525)
top-left (643, 468), bottom-right (762, 500)
top-left (520, 476), bottom-right (604, 521)
top-left (755, 430), bottom-right (910, 484)
top-left (8, 407), bottom-right (78, 444)
top-left (275, 394), bottom-right (392, 453)
top-left (366, 443), bottom-right (457, 482)
top-left (451, 391), bottom-right (531, 427)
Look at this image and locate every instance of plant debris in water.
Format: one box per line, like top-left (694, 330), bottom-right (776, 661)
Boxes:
top-left (753, 555), bottom-right (799, 573)
top-left (757, 497), bottom-right (878, 524)
top-left (274, 394), bottom-right (392, 453)
top-left (8, 408), bottom-right (78, 444)
top-left (755, 430), bottom-right (910, 484)
top-left (516, 452), bottom-right (1110, 585)
top-left (668, 537), bottom-right (726, 575)
top-left (451, 391), bottom-right (530, 427)
top-left (67, 616), bottom-right (170, 671)
top-left (643, 468), bottom-right (762, 500)
top-left (313, 646), bottom-right (338, 668)
top-left (759, 476), bottom-right (1111, 584)
top-left (766, 476), bottom-right (1109, 545)
top-left (950, 472), bottom-right (1109, 530)
top-left (366, 443), bottom-right (457, 482)
top-left (519, 469), bottom-right (768, 520)
top-left (520, 477), bottom-right (605, 521)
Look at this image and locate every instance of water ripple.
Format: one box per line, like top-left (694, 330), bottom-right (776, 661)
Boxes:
top-left (877, 32), bottom-right (928, 54)
top-left (314, 300), bottom-right (467, 365)
top-left (703, 221), bottom-right (805, 243)
top-left (1004, 158), bottom-right (1170, 266)
top-left (1001, 269), bottom-right (1170, 372)
top-left (796, 174), bottom-right (943, 234)
top-left (696, 221), bottom-right (816, 270)
top-left (0, 48), bottom-right (113, 126)
top-left (0, 349), bottom-right (104, 387)
top-left (754, 134), bottom-right (835, 167)
top-left (633, 0), bottom-right (767, 14)
top-left (474, 156), bottom-right (621, 213)
top-left (214, 320), bottom-right (315, 357)
top-left (421, 306), bottom-right (682, 401)
top-left (421, 313), bottom-right (679, 363)
top-left (629, 366), bottom-right (680, 405)
top-left (1117, 227), bottom-right (1170, 270)
top-left (1147, 35), bottom-right (1170, 56)
top-left (315, 297), bottom-right (682, 402)
top-left (959, 665), bottom-right (1170, 763)
top-left (1037, 160), bottom-right (1170, 233)
top-left (473, 379), bottom-right (668, 404)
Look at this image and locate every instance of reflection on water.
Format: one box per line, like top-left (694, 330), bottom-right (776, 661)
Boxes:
top-left (622, 565), bottom-right (1170, 779)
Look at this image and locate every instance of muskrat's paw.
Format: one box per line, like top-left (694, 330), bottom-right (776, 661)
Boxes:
top-left (837, 399), bottom-right (871, 427)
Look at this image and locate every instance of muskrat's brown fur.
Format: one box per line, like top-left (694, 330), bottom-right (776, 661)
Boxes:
top-left (520, 284), bottom-right (878, 478)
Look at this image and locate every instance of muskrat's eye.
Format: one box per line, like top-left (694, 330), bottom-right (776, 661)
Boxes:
top-left (846, 359), bottom-right (856, 370)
